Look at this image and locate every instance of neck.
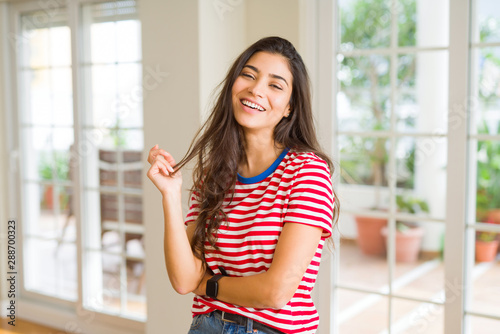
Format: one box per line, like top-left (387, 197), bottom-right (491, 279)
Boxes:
top-left (239, 131), bottom-right (284, 178)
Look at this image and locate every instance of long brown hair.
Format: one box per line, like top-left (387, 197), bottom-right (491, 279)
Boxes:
top-left (175, 36), bottom-right (339, 265)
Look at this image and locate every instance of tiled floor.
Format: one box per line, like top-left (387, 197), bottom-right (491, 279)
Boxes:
top-left (337, 239), bottom-right (500, 333)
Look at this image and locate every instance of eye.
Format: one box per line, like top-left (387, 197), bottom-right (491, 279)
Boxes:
top-left (270, 84), bottom-right (283, 90)
top-left (241, 73), bottom-right (254, 79)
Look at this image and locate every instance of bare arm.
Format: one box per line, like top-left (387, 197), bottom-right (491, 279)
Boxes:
top-left (147, 145), bottom-right (204, 294)
top-left (193, 222), bottom-right (323, 309)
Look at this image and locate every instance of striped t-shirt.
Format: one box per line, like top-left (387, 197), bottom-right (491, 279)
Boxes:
top-left (185, 149), bottom-right (334, 333)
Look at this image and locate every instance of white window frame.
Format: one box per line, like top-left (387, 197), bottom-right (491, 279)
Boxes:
top-left (6, 1), bottom-right (145, 333)
top-left (310, 0), bottom-right (494, 333)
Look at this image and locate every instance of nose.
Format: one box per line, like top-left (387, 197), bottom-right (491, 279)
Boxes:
top-left (248, 79), bottom-right (265, 98)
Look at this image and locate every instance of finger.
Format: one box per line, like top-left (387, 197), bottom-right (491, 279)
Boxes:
top-left (156, 151), bottom-right (175, 172)
top-left (154, 159), bottom-right (171, 176)
top-left (159, 150), bottom-right (177, 169)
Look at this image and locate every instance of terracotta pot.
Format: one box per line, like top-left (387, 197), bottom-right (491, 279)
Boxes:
top-left (381, 226), bottom-right (424, 262)
top-left (475, 240), bottom-right (499, 262)
top-left (44, 185), bottom-right (54, 210)
top-left (355, 216), bottom-right (387, 255)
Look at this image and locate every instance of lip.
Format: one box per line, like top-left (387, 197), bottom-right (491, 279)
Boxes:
top-left (240, 98), bottom-right (266, 112)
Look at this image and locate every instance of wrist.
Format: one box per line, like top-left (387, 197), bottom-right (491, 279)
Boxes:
top-left (161, 189), bottom-right (182, 203)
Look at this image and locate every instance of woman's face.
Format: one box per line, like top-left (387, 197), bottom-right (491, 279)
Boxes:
top-left (231, 51), bottom-right (293, 136)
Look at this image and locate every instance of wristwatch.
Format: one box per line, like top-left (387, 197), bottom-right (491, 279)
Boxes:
top-left (206, 274), bottom-right (224, 299)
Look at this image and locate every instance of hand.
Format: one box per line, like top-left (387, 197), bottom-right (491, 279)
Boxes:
top-left (193, 270), bottom-right (212, 296)
top-left (146, 144), bottom-right (182, 196)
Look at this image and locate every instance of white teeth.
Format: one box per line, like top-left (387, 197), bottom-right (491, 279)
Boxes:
top-left (242, 100), bottom-right (264, 111)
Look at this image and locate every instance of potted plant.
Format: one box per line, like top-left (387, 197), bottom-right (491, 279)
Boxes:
top-left (381, 194), bottom-right (429, 262)
top-left (38, 151), bottom-right (70, 210)
top-left (475, 230), bottom-right (499, 262)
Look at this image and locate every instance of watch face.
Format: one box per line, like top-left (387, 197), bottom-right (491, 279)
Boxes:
top-left (206, 280), bottom-right (218, 299)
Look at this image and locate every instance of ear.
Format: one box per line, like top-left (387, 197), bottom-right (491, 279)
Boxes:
top-left (284, 106), bottom-right (291, 118)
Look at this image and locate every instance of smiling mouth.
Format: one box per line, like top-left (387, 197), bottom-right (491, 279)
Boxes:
top-left (241, 99), bottom-right (266, 111)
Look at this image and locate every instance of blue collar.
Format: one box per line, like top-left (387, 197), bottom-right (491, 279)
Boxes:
top-left (237, 148), bottom-right (290, 184)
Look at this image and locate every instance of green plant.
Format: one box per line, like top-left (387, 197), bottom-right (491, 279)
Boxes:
top-left (477, 231), bottom-right (498, 243)
top-left (396, 194), bottom-right (430, 232)
top-left (38, 151), bottom-right (70, 181)
top-left (476, 122), bottom-right (500, 222)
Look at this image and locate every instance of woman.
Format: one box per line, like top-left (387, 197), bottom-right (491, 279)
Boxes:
top-left (147, 36), bottom-right (338, 334)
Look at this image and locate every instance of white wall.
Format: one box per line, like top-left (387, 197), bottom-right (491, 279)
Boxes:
top-left (140, 1), bottom-right (201, 333)
top-left (246, 0), bottom-right (300, 47)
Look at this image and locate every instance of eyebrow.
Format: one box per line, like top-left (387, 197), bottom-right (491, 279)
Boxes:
top-left (243, 65), bottom-right (289, 87)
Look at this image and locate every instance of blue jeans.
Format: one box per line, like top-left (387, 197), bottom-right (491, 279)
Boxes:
top-left (187, 311), bottom-right (285, 334)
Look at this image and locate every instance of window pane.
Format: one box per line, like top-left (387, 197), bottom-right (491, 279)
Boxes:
top-left (472, 0), bottom-right (500, 44)
top-left (339, 232), bottom-right (389, 290)
top-left (392, 299), bottom-right (444, 333)
top-left (395, 137), bottom-right (447, 220)
top-left (396, 52), bottom-right (449, 133)
top-left (338, 55), bottom-right (391, 131)
top-left (398, 0), bottom-right (449, 48)
top-left (116, 20), bottom-right (141, 63)
top-left (340, 136), bottom-right (390, 189)
top-left (337, 290), bottom-right (389, 332)
top-left (339, 0), bottom-right (391, 50)
top-left (475, 140), bottom-right (500, 223)
top-left (473, 48), bottom-right (500, 135)
top-left (52, 67), bottom-right (74, 126)
top-left (24, 237), bottom-right (77, 300)
top-left (392, 221), bottom-right (445, 300)
top-left (468, 315), bottom-right (500, 334)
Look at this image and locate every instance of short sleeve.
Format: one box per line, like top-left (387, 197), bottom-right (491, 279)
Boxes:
top-left (184, 190), bottom-right (201, 226)
top-left (285, 158), bottom-right (334, 238)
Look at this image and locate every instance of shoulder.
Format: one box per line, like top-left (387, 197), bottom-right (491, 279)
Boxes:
top-left (283, 150), bottom-right (332, 178)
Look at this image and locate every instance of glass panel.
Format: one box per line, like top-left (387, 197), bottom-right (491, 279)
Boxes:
top-left (52, 67), bottom-right (74, 126)
top-left (49, 26), bottom-right (71, 67)
top-left (339, 230), bottom-right (389, 290)
top-left (391, 221), bottom-right (445, 300)
top-left (339, 0), bottom-right (391, 50)
top-left (116, 20), bottom-right (141, 63)
top-left (473, 48), bottom-right (500, 136)
top-left (339, 136), bottom-right (390, 210)
top-left (56, 186), bottom-right (76, 244)
top-left (52, 128), bottom-right (74, 181)
top-left (116, 63), bottom-right (143, 128)
top-left (122, 130), bottom-right (144, 151)
top-left (83, 190), bottom-right (103, 249)
top-left (22, 127), bottom-right (52, 181)
top-left (87, 64), bottom-right (118, 128)
top-left (392, 299), bottom-right (444, 333)
top-left (475, 140), bottom-right (500, 223)
top-left (90, 21), bottom-right (117, 64)
top-left (470, 243), bottom-right (500, 314)
top-left (22, 27), bottom-right (49, 68)
top-left (395, 137), bottom-right (447, 220)
top-left (468, 315), bottom-right (500, 334)
top-left (473, 0), bottom-right (500, 44)
top-left (24, 183), bottom-right (53, 236)
top-left (396, 52), bottom-right (449, 133)
top-left (337, 55), bottom-right (391, 131)
top-left (398, 0), bottom-right (449, 48)
top-left (126, 258), bottom-right (146, 318)
top-left (24, 237), bottom-right (77, 300)
top-left (102, 252), bottom-right (122, 314)
top-left (337, 290), bottom-right (388, 332)
top-left (124, 196), bottom-right (142, 222)
top-left (23, 69), bottom-right (52, 125)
